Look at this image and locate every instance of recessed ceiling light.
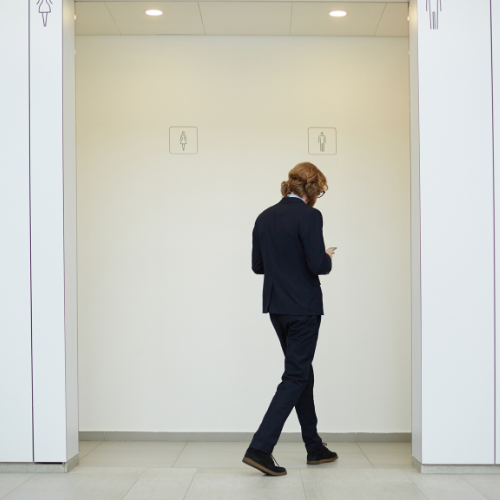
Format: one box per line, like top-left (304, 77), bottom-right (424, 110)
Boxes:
top-left (145, 9), bottom-right (163, 16)
top-left (329, 10), bottom-right (348, 18)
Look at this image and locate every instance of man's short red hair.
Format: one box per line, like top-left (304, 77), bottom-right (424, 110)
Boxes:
top-left (281, 162), bottom-right (328, 207)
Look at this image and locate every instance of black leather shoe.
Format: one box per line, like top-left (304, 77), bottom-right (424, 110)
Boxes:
top-left (242, 447), bottom-right (287, 476)
top-left (307, 443), bottom-right (338, 464)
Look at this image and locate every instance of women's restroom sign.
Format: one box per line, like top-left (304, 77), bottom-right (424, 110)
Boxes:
top-left (37, 0), bottom-right (53, 27)
top-left (169, 127), bottom-right (198, 154)
top-left (308, 128), bottom-right (337, 155)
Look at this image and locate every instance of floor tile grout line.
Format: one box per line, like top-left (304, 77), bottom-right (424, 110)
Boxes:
top-left (181, 468), bottom-right (199, 500)
top-left (116, 467), bottom-right (148, 500)
top-left (0, 473), bottom-right (37, 500)
top-left (462, 475), bottom-right (493, 499)
top-left (356, 444), bottom-right (376, 468)
top-left (172, 441), bottom-right (190, 468)
top-left (401, 468), bottom-right (432, 500)
top-left (299, 468), bottom-right (309, 500)
top-left (83, 440), bottom-right (105, 456)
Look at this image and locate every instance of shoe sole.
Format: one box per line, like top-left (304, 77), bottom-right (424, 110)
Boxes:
top-left (242, 457), bottom-right (287, 476)
top-left (307, 456), bottom-right (339, 465)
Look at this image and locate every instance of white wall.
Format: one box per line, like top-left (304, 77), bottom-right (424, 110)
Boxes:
top-left (76, 35), bottom-right (410, 433)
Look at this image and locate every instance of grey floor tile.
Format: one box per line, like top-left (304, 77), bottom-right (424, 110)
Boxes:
top-left (78, 441), bottom-right (103, 459)
top-left (0, 474), bottom-right (34, 500)
top-left (301, 468), bottom-right (414, 482)
top-left (173, 442), bottom-right (248, 469)
top-left (181, 442), bottom-right (248, 452)
top-left (281, 451), bottom-right (373, 470)
top-left (2, 469), bottom-right (144, 500)
top-left (79, 450), bottom-right (181, 468)
top-left (123, 468), bottom-right (197, 500)
top-left (358, 442), bottom-right (412, 454)
top-left (306, 452), bottom-right (374, 470)
top-left (184, 468), bottom-right (306, 500)
top-left (95, 441), bottom-right (187, 453)
top-left (301, 468), bottom-right (426, 500)
top-left (366, 452), bottom-right (413, 468)
top-left (274, 442), bottom-right (361, 453)
top-left (70, 467), bottom-right (146, 474)
top-left (404, 469), bottom-right (489, 500)
top-left (464, 475), bottom-right (500, 500)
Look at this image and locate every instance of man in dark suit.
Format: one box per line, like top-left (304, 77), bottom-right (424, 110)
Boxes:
top-left (242, 162), bottom-right (338, 476)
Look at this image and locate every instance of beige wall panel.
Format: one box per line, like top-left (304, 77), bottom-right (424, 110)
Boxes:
top-left (76, 35), bottom-right (410, 434)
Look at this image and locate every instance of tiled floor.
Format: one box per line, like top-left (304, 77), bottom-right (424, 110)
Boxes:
top-left (1, 441), bottom-right (499, 499)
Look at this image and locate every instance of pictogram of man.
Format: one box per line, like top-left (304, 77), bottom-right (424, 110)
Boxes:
top-left (318, 132), bottom-right (326, 152)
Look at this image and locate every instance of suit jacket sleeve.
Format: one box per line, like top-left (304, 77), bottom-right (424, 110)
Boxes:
top-left (252, 220), bottom-right (265, 274)
top-left (299, 209), bottom-right (332, 276)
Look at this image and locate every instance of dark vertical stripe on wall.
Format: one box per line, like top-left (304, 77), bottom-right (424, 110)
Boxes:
top-left (28, 0), bottom-right (34, 463)
top-left (490, 0), bottom-right (497, 466)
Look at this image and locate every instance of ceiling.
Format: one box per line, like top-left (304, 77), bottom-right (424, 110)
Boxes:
top-left (75, 2), bottom-right (409, 36)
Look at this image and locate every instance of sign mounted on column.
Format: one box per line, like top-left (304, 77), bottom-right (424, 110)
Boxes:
top-left (426, 0), bottom-right (442, 30)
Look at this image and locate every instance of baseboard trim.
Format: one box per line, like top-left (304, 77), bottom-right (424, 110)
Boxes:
top-left (412, 456), bottom-right (500, 474)
top-left (0, 453), bottom-right (79, 473)
top-left (79, 431), bottom-right (411, 442)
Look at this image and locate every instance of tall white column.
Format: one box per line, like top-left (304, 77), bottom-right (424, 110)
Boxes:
top-left (0, 0), bottom-right (33, 464)
top-left (410, 0), bottom-right (496, 467)
top-left (492, 0), bottom-right (500, 463)
top-left (30, 0), bottom-right (78, 464)
top-left (0, 0), bottom-right (78, 468)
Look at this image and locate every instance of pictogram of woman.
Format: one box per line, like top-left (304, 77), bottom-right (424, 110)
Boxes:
top-left (37, 0), bottom-right (53, 28)
top-left (180, 131), bottom-right (188, 151)
top-left (426, 0), bottom-right (442, 30)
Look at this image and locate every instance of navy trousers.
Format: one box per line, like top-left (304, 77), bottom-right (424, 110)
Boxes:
top-left (249, 314), bottom-right (323, 454)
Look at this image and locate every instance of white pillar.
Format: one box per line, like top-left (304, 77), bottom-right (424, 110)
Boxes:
top-left (410, 0), bottom-right (497, 468)
top-left (0, 0), bottom-right (32, 464)
top-left (0, 0), bottom-right (78, 470)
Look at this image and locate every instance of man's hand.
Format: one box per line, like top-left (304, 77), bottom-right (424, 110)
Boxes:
top-left (326, 249), bottom-right (335, 258)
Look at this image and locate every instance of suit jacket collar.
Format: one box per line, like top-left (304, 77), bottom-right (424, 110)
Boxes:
top-left (280, 196), bottom-right (305, 204)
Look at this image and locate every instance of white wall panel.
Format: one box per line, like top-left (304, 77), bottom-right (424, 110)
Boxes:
top-left (492, 0), bottom-right (500, 466)
top-left (76, 35), bottom-right (411, 434)
top-left (417, 0), bottom-right (495, 464)
top-left (0, 0), bottom-right (33, 463)
top-left (409, 0), bottom-right (422, 465)
top-left (63, 0), bottom-right (79, 462)
top-left (30, 0), bottom-right (78, 462)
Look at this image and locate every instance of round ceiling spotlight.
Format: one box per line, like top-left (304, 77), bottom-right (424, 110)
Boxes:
top-left (145, 9), bottom-right (163, 16)
top-left (329, 10), bottom-right (348, 17)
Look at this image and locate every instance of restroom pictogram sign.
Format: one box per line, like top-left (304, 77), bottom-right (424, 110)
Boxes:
top-left (169, 127), bottom-right (198, 154)
top-left (308, 128), bottom-right (337, 155)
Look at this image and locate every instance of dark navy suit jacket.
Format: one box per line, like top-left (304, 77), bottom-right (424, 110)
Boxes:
top-left (252, 196), bottom-right (332, 315)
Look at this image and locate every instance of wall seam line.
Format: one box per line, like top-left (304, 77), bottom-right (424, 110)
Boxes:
top-left (28, 0), bottom-right (35, 463)
top-left (61, 0), bottom-right (68, 463)
top-left (490, 0), bottom-right (497, 466)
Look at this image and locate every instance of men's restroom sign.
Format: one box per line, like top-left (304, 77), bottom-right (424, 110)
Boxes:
top-left (308, 128), bottom-right (337, 155)
top-left (169, 127), bottom-right (198, 154)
